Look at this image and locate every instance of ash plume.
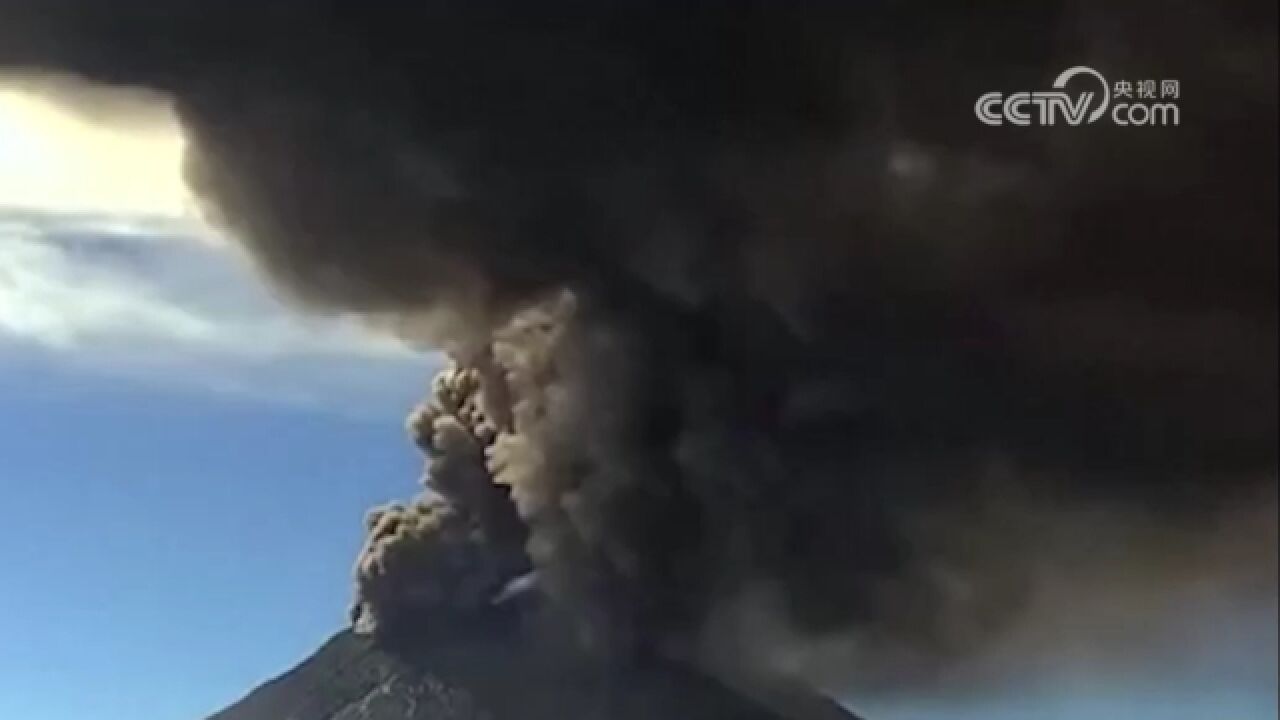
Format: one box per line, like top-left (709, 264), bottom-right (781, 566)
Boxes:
top-left (3, 0), bottom-right (1275, 695)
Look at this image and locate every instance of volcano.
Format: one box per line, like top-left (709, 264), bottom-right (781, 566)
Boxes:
top-left (207, 595), bottom-right (860, 720)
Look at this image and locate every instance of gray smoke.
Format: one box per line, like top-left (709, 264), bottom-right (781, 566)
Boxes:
top-left (3, 0), bottom-right (1275, 694)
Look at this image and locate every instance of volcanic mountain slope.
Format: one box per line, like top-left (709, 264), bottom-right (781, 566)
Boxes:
top-left (207, 603), bottom-right (859, 720)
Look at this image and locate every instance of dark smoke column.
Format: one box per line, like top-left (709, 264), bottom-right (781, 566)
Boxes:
top-left (3, 0), bottom-right (1275, 704)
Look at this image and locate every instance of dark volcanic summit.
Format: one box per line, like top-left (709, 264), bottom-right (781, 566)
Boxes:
top-left (208, 602), bottom-right (859, 720)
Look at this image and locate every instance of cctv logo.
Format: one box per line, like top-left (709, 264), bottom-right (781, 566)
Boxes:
top-left (976, 66), bottom-right (1180, 127)
top-left (975, 66), bottom-right (1109, 126)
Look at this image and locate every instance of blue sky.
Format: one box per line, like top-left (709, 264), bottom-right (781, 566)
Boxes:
top-left (0, 351), bottom-right (424, 719)
top-left (0, 128), bottom-right (435, 712)
top-left (0, 77), bottom-right (1275, 720)
top-left (0, 203), bottom-right (435, 717)
top-left (0, 80), bottom-right (441, 718)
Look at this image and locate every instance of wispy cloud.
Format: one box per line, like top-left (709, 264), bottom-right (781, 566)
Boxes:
top-left (0, 209), bottom-right (404, 357)
top-left (0, 208), bottom-right (432, 413)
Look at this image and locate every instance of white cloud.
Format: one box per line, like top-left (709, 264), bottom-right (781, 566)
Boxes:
top-left (0, 76), bottom-right (195, 218)
top-left (0, 209), bottom-right (432, 413)
top-left (0, 77), bottom-right (434, 412)
top-left (0, 210), bottom-right (404, 358)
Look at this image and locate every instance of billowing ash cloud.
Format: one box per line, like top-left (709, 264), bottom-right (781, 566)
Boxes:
top-left (4, 0), bottom-right (1275, 691)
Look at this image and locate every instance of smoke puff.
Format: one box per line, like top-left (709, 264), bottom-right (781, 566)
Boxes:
top-left (4, 0), bottom-right (1275, 683)
top-left (352, 363), bottom-right (529, 637)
